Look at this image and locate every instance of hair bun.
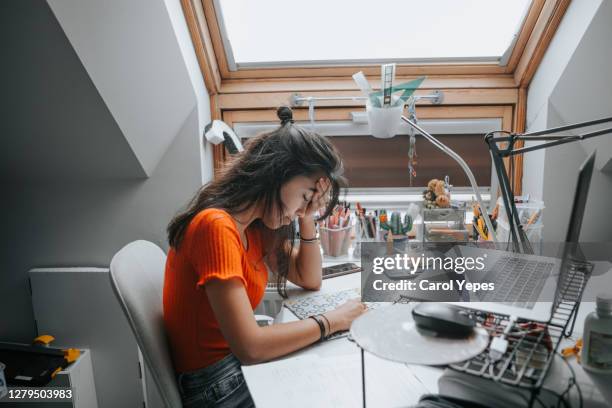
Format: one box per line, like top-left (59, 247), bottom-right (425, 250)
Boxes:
top-left (277, 106), bottom-right (294, 125)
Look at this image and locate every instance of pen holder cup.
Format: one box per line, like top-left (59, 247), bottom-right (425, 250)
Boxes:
top-left (366, 97), bottom-right (404, 139)
top-left (497, 219), bottom-right (544, 245)
top-left (320, 226), bottom-right (353, 257)
top-left (497, 197), bottom-right (545, 227)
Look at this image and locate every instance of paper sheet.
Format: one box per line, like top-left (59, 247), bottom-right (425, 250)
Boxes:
top-left (242, 353), bottom-right (429, 408)
top-left (284, 288), bottom-right (385, 320)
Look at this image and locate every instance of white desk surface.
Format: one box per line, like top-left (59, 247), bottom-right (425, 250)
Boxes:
top-left (243, 256), bottom-right (612, 408)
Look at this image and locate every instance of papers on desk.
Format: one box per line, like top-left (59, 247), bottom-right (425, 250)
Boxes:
top-left (242, 353), bottom-right (429, 408)
top-left (284, 288), bottom-right (385, 321)
top-left (284, 288), bottom-right (361, 319)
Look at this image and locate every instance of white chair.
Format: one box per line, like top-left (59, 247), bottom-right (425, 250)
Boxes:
top-left (110, 240), bottom-right (182, 408)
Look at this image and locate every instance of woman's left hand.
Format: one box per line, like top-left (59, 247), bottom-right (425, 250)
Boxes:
top-left (303, 177), bottom-right (331, 219)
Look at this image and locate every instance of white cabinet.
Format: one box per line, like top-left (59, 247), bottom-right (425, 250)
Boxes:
top-left (47, 349), bottom-right (98, 408)
top-left (29, 268), bottom-right (163, 408)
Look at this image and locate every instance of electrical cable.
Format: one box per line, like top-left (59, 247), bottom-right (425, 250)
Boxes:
top-left (533, 394), bottom-right (548, 408)
top-left (509, 143), bottom-right (516, 251)
top-left (474, 311), bottom-right (584, 408)
top-left (556, 387), bottom-right (571, 408)
top-left (541, 385), bottom-right (570, 408)
top-left (557, 352), bottom-right (582, 408)
top-left (485, 130), bottom-right (514, 252)
top-left (537, 352), bottom-right (583, 408)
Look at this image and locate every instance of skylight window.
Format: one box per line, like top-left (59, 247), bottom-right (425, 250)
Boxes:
top-left (216, 0), bottom-right (531, 69)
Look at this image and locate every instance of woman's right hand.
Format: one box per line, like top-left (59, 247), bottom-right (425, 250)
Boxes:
top-left (324, 298), bottom-right (367, 333)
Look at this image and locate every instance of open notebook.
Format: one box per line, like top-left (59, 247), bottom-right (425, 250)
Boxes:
top-left (284, 288), bottom-right (385, 340)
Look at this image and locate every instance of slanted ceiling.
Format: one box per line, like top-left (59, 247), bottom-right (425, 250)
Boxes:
top-left (0, 1), bottom-right (145, 181)
top-left (48, 0), bottom-right (199, 178)
top-left (548, 0), bottom-right (612, 172)
top-left (1, 0), bottom-right (203, 182)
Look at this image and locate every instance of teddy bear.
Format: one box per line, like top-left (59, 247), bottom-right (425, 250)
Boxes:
top-left (423, 178), bottom-right (451, 209)
top-left (435, 194), bottom-right (450, 208)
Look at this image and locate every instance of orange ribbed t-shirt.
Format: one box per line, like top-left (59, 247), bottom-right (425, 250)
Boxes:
top-left (163, 208), bottom-right (267, 373)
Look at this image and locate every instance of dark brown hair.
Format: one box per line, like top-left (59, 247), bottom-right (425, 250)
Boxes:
top-left (167, 106), bottom-right (346, 296)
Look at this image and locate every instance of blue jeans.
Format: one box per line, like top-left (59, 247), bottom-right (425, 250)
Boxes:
top-left (177, 354), bottom-right (255, 408)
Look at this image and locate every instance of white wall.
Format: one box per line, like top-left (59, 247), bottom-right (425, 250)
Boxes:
top-left (0, 0), bottom-right (213, 341)
top-left (525, 1), bottom-right (602, 131)
top-left (162, 0), bottom-right (214, 183)
top-left (523, 0), bottom-right (612, 242)
top-left (1, 109), bottom-right (206, 341)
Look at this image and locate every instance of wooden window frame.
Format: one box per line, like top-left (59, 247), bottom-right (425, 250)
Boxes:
top-left (181, 0), bottom-right (571, 194)
top-left (182, 0), bottom-right (569, 84)
top-left (223, 106), bottom-right (513, 130)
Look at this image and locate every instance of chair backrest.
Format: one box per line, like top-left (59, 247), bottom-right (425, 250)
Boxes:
top-left (110, 240), bottom-right (182, 408)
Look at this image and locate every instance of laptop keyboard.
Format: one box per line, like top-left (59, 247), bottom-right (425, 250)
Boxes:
top-left (481, 256), bottom-right (554, 309)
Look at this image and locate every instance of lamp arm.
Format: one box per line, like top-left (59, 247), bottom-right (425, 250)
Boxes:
top-left (401, 115), bottom-right (498, 243)
top-left (484, 116), bottom-right (612, 252)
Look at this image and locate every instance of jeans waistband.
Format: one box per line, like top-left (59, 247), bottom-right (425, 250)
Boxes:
top-left (177, 354), bottom-right (242, 388)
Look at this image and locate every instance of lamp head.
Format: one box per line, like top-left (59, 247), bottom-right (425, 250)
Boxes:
top-left (204, 120), bottom-right (244, 154)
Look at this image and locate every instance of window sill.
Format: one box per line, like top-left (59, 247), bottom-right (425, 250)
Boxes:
top-left (342, 189), bottom-right (491, 210)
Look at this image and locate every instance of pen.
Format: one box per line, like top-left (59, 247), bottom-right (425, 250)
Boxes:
top-left (475, 217), bottom-right (489, 241)
top-left (337, 215), bottom-right (344, 229)
top-left (474, 223), bottom-right (488, 241)
top-left (526, 210), bottom-right (541, 226)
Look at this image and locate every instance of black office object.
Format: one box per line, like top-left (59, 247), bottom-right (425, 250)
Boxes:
top-left (412, 303), bottom-right (475, 338)
top-left (445, 150), bottom-right (598, 407)
top-left (0, 342), bottom-right (73, 387)
top-left (485, 116), bottom-right (612, 253)
top-left (566, 151), bottom-right (595, 242)
top-left (322, 262), bottom-right (361, 279)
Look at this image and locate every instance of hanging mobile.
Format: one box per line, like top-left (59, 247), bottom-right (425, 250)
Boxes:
top-left (408, 134), bottom-right (417, 185)
top-left (407, 99), bottom-right (418, 185)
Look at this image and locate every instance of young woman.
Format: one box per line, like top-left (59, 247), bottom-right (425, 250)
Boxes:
top-left (163, 107), bottom-right (366, 407)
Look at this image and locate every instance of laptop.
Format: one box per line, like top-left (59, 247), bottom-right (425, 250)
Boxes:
top-left (450, 151), bottom-right (596, 322)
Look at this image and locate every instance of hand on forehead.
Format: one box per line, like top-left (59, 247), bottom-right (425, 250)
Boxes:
top-left (313, 176), bottom-right (331, 196)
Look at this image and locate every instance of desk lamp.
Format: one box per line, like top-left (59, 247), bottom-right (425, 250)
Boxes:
top-left (486, 116), bottom-right (612, 253)
top-left (204, 120), bottom-right (244, 154)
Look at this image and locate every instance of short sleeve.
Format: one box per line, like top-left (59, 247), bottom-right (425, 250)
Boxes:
top-left (185, 211), bottom-right (247, 289)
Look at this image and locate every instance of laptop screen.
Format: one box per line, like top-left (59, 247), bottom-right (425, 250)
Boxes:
top-left (565, 151), bottom-right (596, 242)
